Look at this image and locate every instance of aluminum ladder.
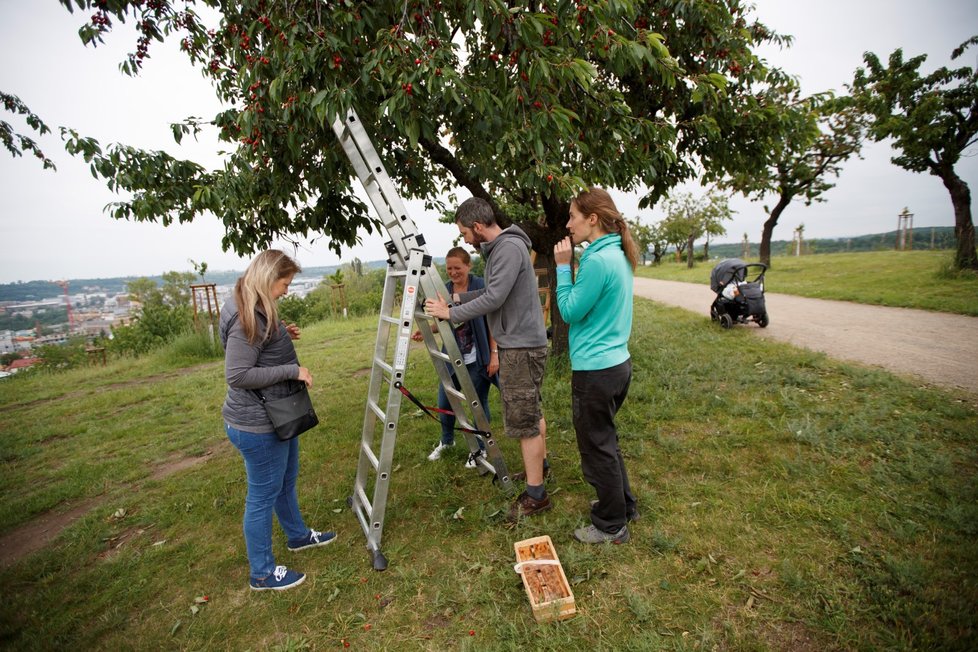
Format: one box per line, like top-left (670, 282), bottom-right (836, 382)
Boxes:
top-left (331, 110), bottom-right (515, 570)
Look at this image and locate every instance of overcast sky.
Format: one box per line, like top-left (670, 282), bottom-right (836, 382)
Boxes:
top-left (1, 0), bottom-right (976, 283)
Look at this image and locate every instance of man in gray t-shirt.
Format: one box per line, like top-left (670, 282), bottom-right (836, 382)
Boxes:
top-left (426, 197), bottom-right (551, 521)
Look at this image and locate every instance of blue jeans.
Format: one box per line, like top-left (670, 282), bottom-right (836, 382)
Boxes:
top-left (437, 361), bottom-right (494, 446)
top-left (225, 424), bottom-right (310, 580)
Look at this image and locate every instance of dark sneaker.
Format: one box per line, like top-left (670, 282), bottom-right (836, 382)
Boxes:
top-left (506, 491), bottom-right (552, 522)
top-left (573, 524), bottom-right (630, 545)
top-left (590, 499), bottom-right (641, 522)
top-left (250, 565), bottom-right (305, 591)
top-left (510, 465), bottom-right (551, 483)
top-left (288, 529), bottom-right (337, 552)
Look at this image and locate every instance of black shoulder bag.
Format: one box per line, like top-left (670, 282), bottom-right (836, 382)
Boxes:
top-left (254, 380), bottom-right (319, 441)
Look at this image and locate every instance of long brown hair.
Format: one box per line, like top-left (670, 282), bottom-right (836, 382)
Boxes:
top-left (571, 187), bottom-right (639, 270)
top-left (234, 250), bottom-right (301, 344)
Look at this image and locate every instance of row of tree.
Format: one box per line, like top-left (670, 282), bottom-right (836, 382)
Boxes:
top-left (1, 2), bottom-right (976, 349)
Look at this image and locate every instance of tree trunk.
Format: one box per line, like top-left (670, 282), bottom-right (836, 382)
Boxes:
top-left (522, 195), bottom-right (570, 355)
top-left (759, 193), bottom-right (791, 267)
top-left (938, 167), bottom-right (978, 270)
top-left (686, 234), bottom-right (695, 268)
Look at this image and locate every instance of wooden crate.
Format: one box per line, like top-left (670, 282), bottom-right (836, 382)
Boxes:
top-left (513, 535), bottom-right (576, 623)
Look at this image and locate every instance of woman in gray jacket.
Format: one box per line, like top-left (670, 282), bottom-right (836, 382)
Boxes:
top-left (220, 250), bottom-right (335, 591)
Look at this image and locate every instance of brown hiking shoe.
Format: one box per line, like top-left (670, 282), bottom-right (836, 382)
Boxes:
top-left (506, 491), bottom-right (552, 522)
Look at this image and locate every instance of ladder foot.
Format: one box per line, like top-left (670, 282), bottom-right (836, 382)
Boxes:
top-left (372, 550), bottom-right (389, 571)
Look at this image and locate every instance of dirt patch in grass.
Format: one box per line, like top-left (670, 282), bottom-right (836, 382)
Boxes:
top-left (0, 444), bottom-right (226, 569)
top-left (0, 498), bottom-right (101, 570)
top-left (714, 603), bottom-right (822, 652)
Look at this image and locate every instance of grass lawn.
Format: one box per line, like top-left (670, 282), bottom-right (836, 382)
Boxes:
top-left (1, 299), bottom-right (976, 650)
top-left (636, 250), bottom-right (978, 316)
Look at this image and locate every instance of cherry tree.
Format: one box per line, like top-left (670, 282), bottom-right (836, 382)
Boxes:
top-left (851, 36), bottom-right (978, 271)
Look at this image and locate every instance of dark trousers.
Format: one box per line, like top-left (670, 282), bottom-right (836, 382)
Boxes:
top-left (572, 359), bottom-right (636, 533)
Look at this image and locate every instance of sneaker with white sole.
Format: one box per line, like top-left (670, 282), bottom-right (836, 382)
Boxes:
top-left (590, 499), bottom-right (641, 522)
top-left (427, 442), bottom-right (453, 461)
top-left (288, 529), bottom-right (337, 552)
top-left (573, 524), bottom-right (630, 544)
top-left (250, 565), bottom-right (305, 591)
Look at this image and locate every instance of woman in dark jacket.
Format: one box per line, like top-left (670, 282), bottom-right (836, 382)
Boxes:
top-left (420, 247), bottom-right (499, 465)
top-left (220, 250), bottom-right (335, 591)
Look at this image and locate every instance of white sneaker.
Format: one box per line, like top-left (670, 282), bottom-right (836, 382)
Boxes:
top-left (427, 442), bottom-right (453, 461)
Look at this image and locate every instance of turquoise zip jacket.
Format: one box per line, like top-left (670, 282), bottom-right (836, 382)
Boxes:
top-left (555, 233), bottom-right (633, 371)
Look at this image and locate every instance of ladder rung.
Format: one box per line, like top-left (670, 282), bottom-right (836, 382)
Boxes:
top-left (445, 385), bottom-right (466, 402)
top-left (367, 399), bottom-right (386, 422)
top-left (361, 441), bottom-right (379, 470)
top-left (373, 359), bottom-right (393, 375)
top-left (355, 485), bottom-right (371, 516)
top-left (428, 349), bottom-right (451, 363)
top-left (380, 315), bottom-right (400, 325)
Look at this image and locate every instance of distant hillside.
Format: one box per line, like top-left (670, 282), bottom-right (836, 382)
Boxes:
top-left (706, 226), bottom-right (956, 260)
top-left (1, 227), bottom-right (957, 301)
top-left (0, 264), bottom-right (349, 302)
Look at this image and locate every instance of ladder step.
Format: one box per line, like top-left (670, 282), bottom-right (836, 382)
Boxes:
top-left (380, 315), bottom-right (400, 325)
top-left (367, 399), bottom-right (386, 422)
top-left (373, 359), bottom-right (393, 375)
top-left (428, 349), bottom-right (451, 363)
top-left (355, 485), bottom-right (371, 516)
top-left (361, 441), bottom-right (379, 470)
top-left (444, 384), bottom-right (465, 399)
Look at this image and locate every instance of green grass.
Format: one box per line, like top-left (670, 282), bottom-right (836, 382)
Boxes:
top-left (636, 250), bottom-right (978, 316)
top-left (1, 305), bottom-right (977, 650)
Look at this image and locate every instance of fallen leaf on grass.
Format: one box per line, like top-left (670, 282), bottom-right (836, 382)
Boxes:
top-left (452, 507), bottom-right (465, 520)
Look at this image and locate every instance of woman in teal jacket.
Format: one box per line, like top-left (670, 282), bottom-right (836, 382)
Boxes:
top-left (554, 187), bottom-right (640, 545)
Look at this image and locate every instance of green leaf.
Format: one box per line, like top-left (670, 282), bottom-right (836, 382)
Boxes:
top-left (310, 89), bottom-right (329, 109)
top-left (406, 119), bottom-right (419, 149)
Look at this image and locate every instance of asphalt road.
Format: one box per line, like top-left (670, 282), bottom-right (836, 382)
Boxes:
top-left (633, 277), bottom-right (978, 398)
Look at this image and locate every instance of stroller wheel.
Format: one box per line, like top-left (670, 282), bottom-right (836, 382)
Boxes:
top-left (757, 313), bottom-right (769, 328)
top-left (720, 313), bottom-right (734, 329)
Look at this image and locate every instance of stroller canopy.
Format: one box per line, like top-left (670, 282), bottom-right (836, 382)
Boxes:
top-left (710, 258), bottom-right (748, 293)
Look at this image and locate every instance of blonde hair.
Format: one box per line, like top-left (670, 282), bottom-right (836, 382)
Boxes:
top-left (234, 250), bottom-right (301, 344)
top-left (571, 187), bottom-right (639, 271)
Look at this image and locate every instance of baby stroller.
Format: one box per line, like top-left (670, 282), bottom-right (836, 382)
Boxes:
top-left (709, 258), bottom-right (769, 329)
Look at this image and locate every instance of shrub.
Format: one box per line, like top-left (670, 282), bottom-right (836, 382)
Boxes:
top-left (167, 330), bottom-right (225, 364)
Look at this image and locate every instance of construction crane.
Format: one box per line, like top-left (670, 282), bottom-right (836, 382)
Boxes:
top-left (54, 280), bottom-right (74, 333)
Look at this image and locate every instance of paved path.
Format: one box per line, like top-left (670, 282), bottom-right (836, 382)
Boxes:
top-left (633, 277), bottom-right (978, 397)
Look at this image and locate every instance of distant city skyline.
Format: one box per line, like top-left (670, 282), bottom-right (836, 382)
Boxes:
top-left (1, 0), bottom-right (976, 284)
